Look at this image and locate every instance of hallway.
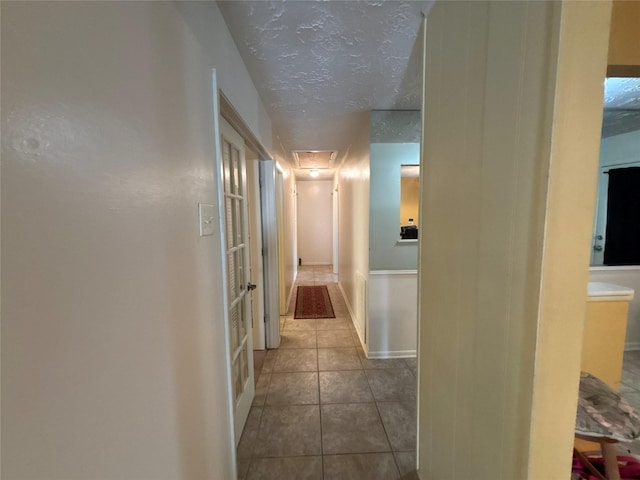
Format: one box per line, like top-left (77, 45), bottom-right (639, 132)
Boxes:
top-left (237, 266), bottom-right (418, 480)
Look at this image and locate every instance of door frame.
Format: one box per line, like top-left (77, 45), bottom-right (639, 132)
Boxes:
top-left (332, 176), bottom-right (339, 275)
top-left (246, 155), bottom-right (266, 350)
top-left (219, 116), bottom-right (255, 442)
top-left (218, 92), bottom-right (278, 351)
top-left (219, 93), bottom-right (271, 162)
top-left (219, 92), bottom-right (275, 347)
top-left (260, 160), bottom-right (282, 348)
top-left (211, 70), bottom-right (237, 463)
top-left (214, 87), bottom-right (275, 446)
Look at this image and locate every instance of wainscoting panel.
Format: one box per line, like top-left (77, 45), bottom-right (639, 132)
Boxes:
top-left (367, 270), bottom-right (417, 358)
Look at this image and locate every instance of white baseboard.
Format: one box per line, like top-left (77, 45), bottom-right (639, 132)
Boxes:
top-left (299, 262), bottom-right (332, 266)
top-left (337, 281), bottom-right (354, 317)
top-left (367, 350), bottom-right (417, 359)
top-left (337, 281), bottom-right (365, 345)
top-left (352, 324), bottom-right (365, 351)
top-left (625, 342), bottom-right (640, 351)
top-left (286, 281), bottom-right (296, 313)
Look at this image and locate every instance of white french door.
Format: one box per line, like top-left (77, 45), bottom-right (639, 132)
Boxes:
top-left (220, 117), bottom-right (254, 443)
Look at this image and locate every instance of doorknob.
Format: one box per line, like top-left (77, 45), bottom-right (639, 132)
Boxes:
top-left (247, 282), bottom-right (257, 291)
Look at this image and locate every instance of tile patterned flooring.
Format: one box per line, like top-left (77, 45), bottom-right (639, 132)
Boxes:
top-left (619, 350), bottom-right (640, 456)
top-left (240, 267), bottom-right (640, 477)
top-left (621, 350), bottom-right (640, 406)
top-left (237, 266), bottom-right (418, 480)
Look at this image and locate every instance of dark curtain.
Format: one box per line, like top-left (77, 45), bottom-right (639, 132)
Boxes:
top-left (604, 166), bottom-right (640, 265)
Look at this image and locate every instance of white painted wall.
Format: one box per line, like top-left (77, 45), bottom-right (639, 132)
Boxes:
top-left (418, 2), bottom-right (610, 479)
top-left (600, 129), bottom-right (640, 167)
top-left (297, 180), bottom-right (333, 266)
top-left (369, 143), bottom-right (420, 270)
top-left (337, 116), bottom-right (371, 343)
top-left (174, 4), bottom-right (272, 151)
top-left (365, 112), bottom-right (421, 358)
top-left (1, 2), bottom-right (272, 478)
top-left (367, 271), bottom-right (417, 358)
top-left (368, 140), bottom-right (420, 358)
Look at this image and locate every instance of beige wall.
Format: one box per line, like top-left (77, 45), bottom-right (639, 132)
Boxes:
top-left (528, 3), bottom-right (611, 478)
top-left (418, 2), bottom-right (610, 479)
top-left (1, 2), bottom-right (272, 478)
top-left (337, 119), bottom-right (371, 341)
top-left (400, 176), bottom-right (420, 227)
top-left (608, 0), bottom-right (640, 70)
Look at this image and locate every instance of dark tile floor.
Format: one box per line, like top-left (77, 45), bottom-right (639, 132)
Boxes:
top-left (238, 266), bottom-right (419, 480)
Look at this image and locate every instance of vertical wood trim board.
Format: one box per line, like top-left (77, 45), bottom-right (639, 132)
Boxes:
top-left (417, 2), bottom-right (611, 479)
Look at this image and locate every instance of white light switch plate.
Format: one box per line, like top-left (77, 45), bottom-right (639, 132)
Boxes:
top-left (199, 203), bottom-right (216, 236)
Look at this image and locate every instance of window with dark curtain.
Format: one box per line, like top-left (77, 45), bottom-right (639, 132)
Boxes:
top-left (604, 166), bottom-right (640, 265)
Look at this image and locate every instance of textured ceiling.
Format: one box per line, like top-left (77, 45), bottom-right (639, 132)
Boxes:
top-left (603, 78), bottom-right (640, 138)
top-left (219, 2), bottom-right (639, 166)
top-left (218, 0), bottom-right (431, 176)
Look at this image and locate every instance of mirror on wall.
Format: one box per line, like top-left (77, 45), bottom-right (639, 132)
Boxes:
top-left (400, 165), bottom-right (420, 240)
top-left (591, 78), bottom-right (640, 266)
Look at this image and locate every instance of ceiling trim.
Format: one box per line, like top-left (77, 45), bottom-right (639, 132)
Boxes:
top-left (219, 91), bottom-right (271, 160)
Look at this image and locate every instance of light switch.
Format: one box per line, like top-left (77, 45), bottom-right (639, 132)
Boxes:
top-left (199, 203), bottom-right (216, 237)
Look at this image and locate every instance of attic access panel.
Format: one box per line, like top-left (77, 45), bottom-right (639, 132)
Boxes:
top-left (292, 150), bottom-right (338, 170)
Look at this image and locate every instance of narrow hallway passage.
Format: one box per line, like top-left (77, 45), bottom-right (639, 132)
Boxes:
top-left (237, 266), bottom-right (418, 480)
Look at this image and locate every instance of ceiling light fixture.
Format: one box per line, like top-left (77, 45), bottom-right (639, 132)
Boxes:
top-left (309, 169), bottom-right (320, 178)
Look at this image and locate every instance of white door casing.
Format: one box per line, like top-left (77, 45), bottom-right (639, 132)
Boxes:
top-left (246, 158), bottom-right (266, 350)
top-left (592, 167), bottom-right (608, 265)
top-left (333, 179), bottom-right (339, 275)
top-left (276, 171), bottom-right (287, 315)
top-left (259, 161), bottom-right (281, 349)
top-left (219, 117), bottom-right (255, 443)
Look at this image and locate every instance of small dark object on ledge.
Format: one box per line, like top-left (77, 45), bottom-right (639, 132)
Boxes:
top-left (400, 225), bottom-right (418, 240)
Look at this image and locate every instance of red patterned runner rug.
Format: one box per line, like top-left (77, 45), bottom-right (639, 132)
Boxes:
top-left (294, 285), bottom-right (336, 319)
